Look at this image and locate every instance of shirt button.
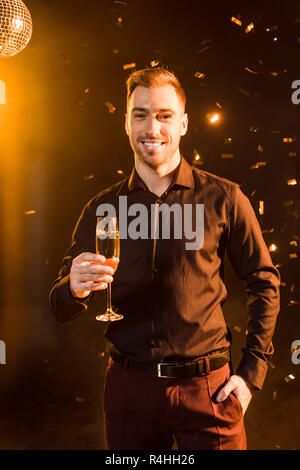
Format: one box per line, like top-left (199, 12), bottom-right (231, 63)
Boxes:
top-left (150, 339), bottom-right (160, 348)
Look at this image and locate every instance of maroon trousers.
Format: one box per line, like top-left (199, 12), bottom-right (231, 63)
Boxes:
top-left (103, 357), bottom-right (247, 450)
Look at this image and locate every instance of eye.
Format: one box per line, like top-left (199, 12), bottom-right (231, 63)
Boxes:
top-left (134, 113), bottom-right (145, 119)
top-left (160, 114), bottom-right (171, 120)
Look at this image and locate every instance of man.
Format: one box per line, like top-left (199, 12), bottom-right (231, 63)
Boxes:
top-left (49, 67), bottom-right (280, 450)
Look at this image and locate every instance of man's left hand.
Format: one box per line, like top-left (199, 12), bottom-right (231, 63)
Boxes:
top-left (216, 375), bottom-right (255, 415)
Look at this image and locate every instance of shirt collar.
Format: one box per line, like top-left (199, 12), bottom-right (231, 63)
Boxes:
top-left (125, 155), bottom-right (195, 194)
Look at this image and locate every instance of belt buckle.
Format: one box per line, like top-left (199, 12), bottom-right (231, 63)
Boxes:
top-left (157, 362), bottom-right (170, 378)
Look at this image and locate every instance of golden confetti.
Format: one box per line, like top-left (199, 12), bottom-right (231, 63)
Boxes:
top-left (245, 67), bottom-right (258, 74)
top-left (98, 352), bottom-right (105, 358)
top-left (288, 152), bottom-right (296, 157)
top-left (273, 390), bottom-right (277, 400)
top-left (283, 200), bottom-right (294, 207)
top-left (266, 25), bottom-right (278, 32)
top-left (245, 22), bottom-right (254, 33)
top-left (270, 71), bottom-right (279, 76)
top-left (268, 243), bottom-right (277, 252)
top-left (289, 253), bottom-right (298, 259)
top-left (208, 113), bottom-right (220, 123)
top-left (288, 300), bottom-right (300, 306)
top-left (290, 284), bottom-right (295, 292)
top-left (24, 210), bottom-right (36, 215)
top-left (289, 240), bottom-right (298, 246)
top-left (151, 60), bottom-right (159, 67)
top-left (84, 174), bottom-right (95, 180)
top-left (116, 17), bottom-right (123, 26)
top-left (284, 374), bottom-right (295, 382)
top-left (280, 282), bottom-right (287, 287)
top-left (262, 228), bottom-right (274, 233)
top-left (194, 72), bottom-right (206, 79)
top-left (287, 179), bottom-right (297, 185)
top-left (123, 62), bottom-right (136, 70)
top-left (257, 145), bottom-right (264, 152)
top-left (283, 137), bottom-right (294, 142)
top-left (75, 396), bottom-right (85, 403)
top-left (239, 88), bottom-right (251, 97)
top-left (105, 102), bottom-right (116, 113)
top-left (259, 201), bottom-right (264, 215)
top-left (251, 161), bottom-right (267, 169)
top-left (233, 325), bottom-right (241, 333)
top-left (273, 37), bottom-right (278, 42)
top-left (249, 125), bottom-right (260, 133)
top-left (84, 88), bottom-right (90, 94)
top-left (112, 49), bottom-right (119, 54)
top-left (197, 46), bottom-right (210, 54)
top-left (224, 137), bottom-right (232, 144)
top-left (251, 190), bottom-right (256, 197)
top-left (117, 170), bottom-right (124, 174)
top-left (231, 16), bottom-right (242, 26)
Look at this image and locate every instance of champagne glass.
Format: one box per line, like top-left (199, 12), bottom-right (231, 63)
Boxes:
top-left (95, 215), bottom-right (123, 322)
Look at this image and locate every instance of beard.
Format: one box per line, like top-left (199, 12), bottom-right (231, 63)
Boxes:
top-left (131, 136), bottom-right (180, 170)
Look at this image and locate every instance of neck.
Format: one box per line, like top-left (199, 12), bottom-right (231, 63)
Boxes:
top-left (134, 150), bottom-right (181, 197)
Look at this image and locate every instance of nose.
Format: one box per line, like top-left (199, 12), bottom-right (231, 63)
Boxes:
top-left (145, 116), bottom-right (162, 136)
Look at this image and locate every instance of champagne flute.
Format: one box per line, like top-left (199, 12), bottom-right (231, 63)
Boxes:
top-left (95, 215), bottom-right (123, 322)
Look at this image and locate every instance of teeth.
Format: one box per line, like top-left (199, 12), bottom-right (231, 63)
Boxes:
top-left (143, 142), bottom-right (163, 147)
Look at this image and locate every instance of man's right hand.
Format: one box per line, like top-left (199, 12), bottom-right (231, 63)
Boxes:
top-left (69, 252), bottom-right (114, 299)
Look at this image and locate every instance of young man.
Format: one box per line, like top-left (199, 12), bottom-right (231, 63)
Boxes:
top-left (49, 67), bottom-right (280, 450)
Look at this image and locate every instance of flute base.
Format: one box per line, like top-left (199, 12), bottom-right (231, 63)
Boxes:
top-left (96, 310), bottom-right (123, 322)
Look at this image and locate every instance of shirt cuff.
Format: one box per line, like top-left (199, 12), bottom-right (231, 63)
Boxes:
top-left (235, 353), bottom-right (269, 391)
top-left (50, 275), bottom-right (93, 322)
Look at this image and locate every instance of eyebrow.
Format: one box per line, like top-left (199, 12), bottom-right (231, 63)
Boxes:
top-left (131, 107), bottom-right (175, 114)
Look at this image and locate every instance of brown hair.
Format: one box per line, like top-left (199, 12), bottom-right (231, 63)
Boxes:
top-left (126, 67), bottom-right (186, 110)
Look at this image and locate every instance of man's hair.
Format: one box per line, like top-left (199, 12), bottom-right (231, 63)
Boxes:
top-left (126, 67), bottom-right (186, 110)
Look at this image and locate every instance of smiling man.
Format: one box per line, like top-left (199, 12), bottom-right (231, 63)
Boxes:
top-left (49, 67), bottom-right (280, 450)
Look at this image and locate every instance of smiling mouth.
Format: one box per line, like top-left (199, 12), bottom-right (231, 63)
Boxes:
top-left (141, 141), bottom-right (166, 151)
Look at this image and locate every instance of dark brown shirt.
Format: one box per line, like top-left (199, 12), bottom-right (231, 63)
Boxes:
top-left (49, 156), bottom-right (280, 390)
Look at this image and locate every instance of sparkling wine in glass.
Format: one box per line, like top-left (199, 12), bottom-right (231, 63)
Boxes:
top-left (95, 216), bottom-right (123, 322)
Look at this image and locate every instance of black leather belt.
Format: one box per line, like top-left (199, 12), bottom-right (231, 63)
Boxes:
top-left (110, 348), bottom-right (230, 378)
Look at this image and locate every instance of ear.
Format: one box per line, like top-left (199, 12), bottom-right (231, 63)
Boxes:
top-left (180, 113), bottom-right (188, 136)
top-left (125, 113), bottom-right (129, 135)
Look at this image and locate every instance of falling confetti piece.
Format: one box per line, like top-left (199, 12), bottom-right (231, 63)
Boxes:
top-left (84, 174), bottom-right (95, 181)
top-left (273, 390), bottom-right (277, 400)
top-left (284, 374), bottom-right (295, 382)
top-left (197, 46), bottom-right (210, 54)
top-left (98, 352), bottom-right (105, 358)
top-left (273, 37), bottom-right (278, 42)
top-left (84, 88), bottom-right (90, 94)
top-left (150, 60), bottom-right (159, 67)
top-left (288, 152), bottom-right (296, 157)
top-left (262, 228), bottom-right (274, 233)
top-left (114, 0), bottom-right (127, 5)
top-left (249, 125), bottom-right (260, 133)
top-left (194, 72), bottom-right (206, 79)
top-left (123, 62), bottom-right (136, 70)
top-left (0, 80), bottom-right (6, 104)
top-left (287, 179), bottom-right (297, 185)
top-left (116, 17), bottom-right (123, 26)
top-left (290, 284), bottom-right (295, 292)
top-left (251, 161), bottom-right (267, 169)
top-left (24, 210), bottom-right (36, 215)
top-left (257, 145), bottom-right (264, 152)
top-left (245, 23), bottom-right (254, 33)
top-left (268, 244), bottom-right (277, 252)
top-left (259, 201), bottom-right (264, 214)
top-left (231, 16), bottom-right (242, 26)
top-left (266, 25), bottom-right (278, 32)
top-left (45, 259), bottom-right (50, 265)
top-left (239, 88), bottom-right (251, 97)
top-left (245, 67), bottom-right (259, 74)
top-left (216, 102), bottom-right (223, 109)
top-left (289, 253), bottom-right (298, 259)
top-left (288, 300), bottom-right (300, 306)
top-left (105, 101), bottom-right (116, 114)
top-left (75, 396), bottom-right (85, 403)
top-left (117, 170), bottom-right (124, 174)
top-left (289, 240), bottom-right (298, 246)
top-left (224, 137), bottom-right (232, 144)
top-left (112, 49), bottom-right (119, 54)
top-left (283, 137), bottom-right (294, 143)
top-left (280, 282), bottom-right (287, 287)
top-left (283, 200), bottom-right (294, 207)
top-left (208, 113), bottom-right (220, 123)
top-left (233, 325), bottom-right (241, 333)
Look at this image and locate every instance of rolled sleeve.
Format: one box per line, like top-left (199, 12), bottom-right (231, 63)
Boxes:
top-left (226, 185), bottom-right (281, 390)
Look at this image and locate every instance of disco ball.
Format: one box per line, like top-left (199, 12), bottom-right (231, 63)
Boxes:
top-left (0, 0), bottom-right (32, 58)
